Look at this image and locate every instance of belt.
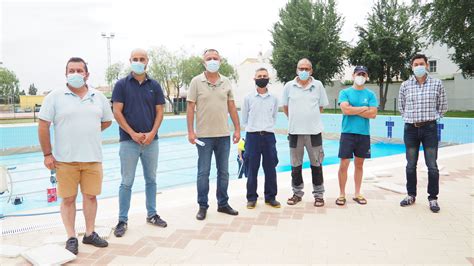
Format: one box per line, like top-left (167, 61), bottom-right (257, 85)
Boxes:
top-left (409, 120), bottom-right (436, 128)
top-left (248, 131), bottom-right (273, 135)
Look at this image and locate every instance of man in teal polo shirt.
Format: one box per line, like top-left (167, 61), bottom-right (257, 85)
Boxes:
top-left (336, 66), bottom-right (378, 206)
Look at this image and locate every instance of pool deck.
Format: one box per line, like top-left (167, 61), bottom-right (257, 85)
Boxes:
top-left (1, 143), bottom-right (473, 265)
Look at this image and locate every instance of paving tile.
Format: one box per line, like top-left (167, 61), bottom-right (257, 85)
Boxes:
top-left (2, 146), bottom-right (473, 265)
top-left (92, 254), bottom-right (116, 265)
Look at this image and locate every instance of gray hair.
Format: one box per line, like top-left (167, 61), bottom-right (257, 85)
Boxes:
top-left (297, 58), bottom-right (312, 69)
top-left (202, 48), bottom-right (220, 57)
top-left (255, 67), bottom-right (269, 74)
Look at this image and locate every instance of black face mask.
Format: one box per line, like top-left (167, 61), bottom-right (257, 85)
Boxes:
top-left (255, 78), bottom-right (269, 88)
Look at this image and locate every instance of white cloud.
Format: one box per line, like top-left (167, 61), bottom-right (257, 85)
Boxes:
top-left (2, 0), bottom-right (410, 93)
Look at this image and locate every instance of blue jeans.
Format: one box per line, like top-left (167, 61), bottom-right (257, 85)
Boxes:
top-left (404, 122), bottom-right (439, 200)
top-left (118, 140), bottom-right (159, 222)
top-left (245, 132), bottom-right (279, 202)
top-left (196, 136), bottom-right (230, 208)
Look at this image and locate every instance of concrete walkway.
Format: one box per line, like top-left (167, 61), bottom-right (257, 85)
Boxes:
top-left (1, 144), bottom-right (473, 265)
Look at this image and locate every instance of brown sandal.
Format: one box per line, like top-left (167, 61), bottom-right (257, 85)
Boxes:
top-left (353, 195), bottom-right (367, 205)
top-left (335, 196), bottom-right (346, 206)
top-left (287, 195), bottom-right (302, 205)
top-left (314, 197), bottom-right (325, 207)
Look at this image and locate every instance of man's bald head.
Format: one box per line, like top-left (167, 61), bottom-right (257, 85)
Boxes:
top-left (129, 48), bottom-right (149, 68)
top-left (130, 48), bottom-right (148, 59)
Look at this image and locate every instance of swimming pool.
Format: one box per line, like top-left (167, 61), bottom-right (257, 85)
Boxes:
top-left (0, 134), bottom-right (405, 214)
top-left (1, 113), bottom-right (472, 215)
top-left (1, 114), bottom-right (473, 150)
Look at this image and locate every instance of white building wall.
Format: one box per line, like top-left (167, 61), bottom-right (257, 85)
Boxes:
top-left (422, 42), bottom-right (460, 78)
top-left (232, 45), bottom-right (472, 110)
top-left (325, 75), bottom-right (473, 111)
top-left (234, 61), bottom-right (285, 108)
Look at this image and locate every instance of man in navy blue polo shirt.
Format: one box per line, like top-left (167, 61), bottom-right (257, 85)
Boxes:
top-left (112, 48), bottom-right (167, 237)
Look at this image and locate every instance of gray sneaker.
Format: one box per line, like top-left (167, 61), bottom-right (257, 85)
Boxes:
top-left (400, 195), bottom-right (416, 207)
top-left (247, 201), bottom-right (257, 209)
top-left (65, 237), bottom-right (78, 255)
top-left (82, 232), bottom-right (108, 248)
top-left (114, 221), bottom-right (127, 237)
top-left (429, 199), bottom-right (440, 213)
top-left (265, 199), bottom-right (281, 208)
top-left (147, 214), bottom-right (168, 227)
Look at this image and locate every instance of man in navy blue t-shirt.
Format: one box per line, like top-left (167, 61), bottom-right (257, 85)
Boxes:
top-left (111, 48), bottom-right (167, 237)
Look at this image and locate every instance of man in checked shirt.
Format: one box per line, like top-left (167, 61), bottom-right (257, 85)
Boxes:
top-left (398, 54), bottom-right (448, 213)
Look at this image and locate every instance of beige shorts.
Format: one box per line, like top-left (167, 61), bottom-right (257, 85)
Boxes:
top-left (56, 162), bottom-right (103, 198)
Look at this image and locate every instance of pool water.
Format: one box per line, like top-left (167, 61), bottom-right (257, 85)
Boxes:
top-left (0, 134), bottom-right (405, 215)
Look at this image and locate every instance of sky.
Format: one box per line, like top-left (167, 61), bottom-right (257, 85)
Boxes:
top-left (1, 0), bottom-right (401, 93)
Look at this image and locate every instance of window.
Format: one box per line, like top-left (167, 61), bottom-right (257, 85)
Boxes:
top-left (429, 60), bottom-right (437, 73)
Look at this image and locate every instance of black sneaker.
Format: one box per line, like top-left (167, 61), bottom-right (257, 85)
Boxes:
top-left (265, 199), bottom-right (281, 208)
top-left (429, 199), bottom-right (440, 213)
top-left (65, 237), bottom-right (78, 255)
top-left (147, 214), bottom-right (168, 227)
top-left (247, 201), bottom-right (257, 209)
top-left (196, 207), bottom-right (207, 220)
top-left (217, 205), bottom-right (239, 216)
top-left (400, 195), bottom-right (416, 207)
top-left (82, 231), bottom-right (108, 248)
top-left (114, 221), bottom-right (127, 237)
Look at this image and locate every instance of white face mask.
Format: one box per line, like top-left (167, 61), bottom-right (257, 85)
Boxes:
top-left (413, 65), bottom-right (427, 77)
top-left (67, 73), bottom-right (85, 89)
top-left (354, 75), bottom-right (366, 86)
top-left (131, 61), bottom-right (146, 75)
top-left (297, 70), bottom-right (310, 81)
top-left (205, 60), bottom-right (220, 73)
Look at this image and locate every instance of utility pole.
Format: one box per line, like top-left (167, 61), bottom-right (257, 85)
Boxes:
top-left (101, 32), bottom-right (115, 91)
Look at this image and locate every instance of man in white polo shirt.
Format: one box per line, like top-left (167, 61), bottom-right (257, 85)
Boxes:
top-left (282, 58), bottom-right (329, 207)
top-left (38, 57), bottom-right (113, 255)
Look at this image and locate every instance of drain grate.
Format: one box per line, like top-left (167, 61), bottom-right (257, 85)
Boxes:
top-left (1, 221), bottom-right (63, 237)
top-left (1, 220), bottom-right (114, 237)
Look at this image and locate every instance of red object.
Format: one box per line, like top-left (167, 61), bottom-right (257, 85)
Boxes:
top-left (47, 187), bottom-right (57, 202)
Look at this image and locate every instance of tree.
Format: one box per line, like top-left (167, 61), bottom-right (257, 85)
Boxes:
top-left (13, 87), bottom-right (20, 103)
top-left (0, 67), bottom-right (20, 104)
top-left (148, 46), bottom-right (182, 114)
top-left (106, 62), bottom-right (124, 88)
top-left (270, 0), bottom-right (347, 85)
top-left (148, 47), bottom-right (238, 114)
top-left (349, 0), bottom-right (420, 110)
top-left (180, 56), bottom-right (203, 86)
top-left (416, 0), bottom-right (473, 77)
top-left (28, 83), bottom-right (38, 95)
